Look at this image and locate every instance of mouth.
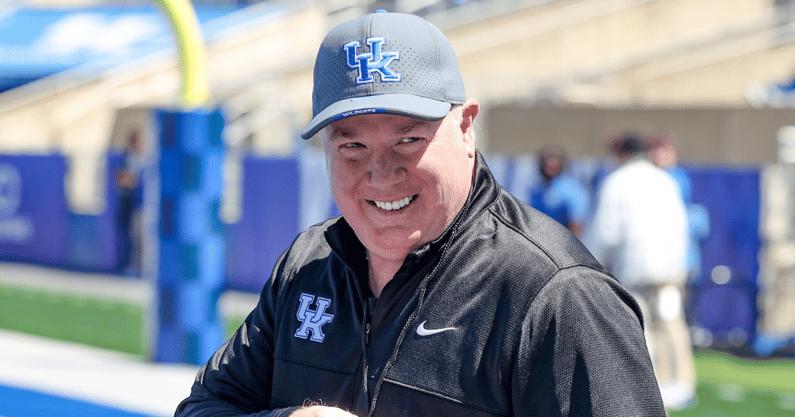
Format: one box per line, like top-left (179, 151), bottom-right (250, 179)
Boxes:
top-left (369, 195), bottom-right (418, 211)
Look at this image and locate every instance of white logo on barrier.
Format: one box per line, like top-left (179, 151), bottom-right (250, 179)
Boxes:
top-left (0, 164), bottom-right (21, 217)
top-left (0, 163), bottom-right (32, 242)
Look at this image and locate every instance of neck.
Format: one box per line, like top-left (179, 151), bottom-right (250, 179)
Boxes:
top-left (366, 252), bottom-right (404, 298)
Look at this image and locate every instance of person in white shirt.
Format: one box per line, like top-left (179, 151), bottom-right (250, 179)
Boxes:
top-left (582, 133), bottom-right (695, 411)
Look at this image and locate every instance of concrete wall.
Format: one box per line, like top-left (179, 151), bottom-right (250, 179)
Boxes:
top-left (486, 105), bottom-right (795, 165)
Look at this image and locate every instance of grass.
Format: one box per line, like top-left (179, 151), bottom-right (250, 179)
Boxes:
top-left (2, 282), bottom-right (794, 415)
top-left (0, 284), bottom-right (146, 355)
top-left (0, 283), bottom-right (246, 357)
top-left (669, 351), bottom-right (795, 416)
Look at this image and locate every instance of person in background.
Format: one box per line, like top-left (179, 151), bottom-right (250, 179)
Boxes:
top-left (649, 136), bottom-right (711, 286)
top-left (649, 136), bottom-right (691, 203)
top-left (582, 133), bottom-right (696, 411)
top-left (529, 146), bottom-right (590, 237)
top-left (115, 130), bottom-right (144, 275)
top-left (176, 12), bottom-right (665, 417)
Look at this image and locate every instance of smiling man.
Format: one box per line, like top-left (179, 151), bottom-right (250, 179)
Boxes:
top-left (322, 108), bottom-right (478, 296)
top-left (176, 11), bottom-right (665, 417)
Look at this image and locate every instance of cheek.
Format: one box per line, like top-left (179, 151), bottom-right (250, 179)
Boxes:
top-left (417, 157), bottom-right (467, 201)
top-left (328, 158), bottom-right (362, 201)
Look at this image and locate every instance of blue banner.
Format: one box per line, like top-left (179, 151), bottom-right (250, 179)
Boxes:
top-left (0, 154), bottom-right (68, 266)
top-left (685, 166), bottom-right (761, 346)
top-left (226, 156), bottom-right (301, 292)
top-left (68, 153), bottom-right (125, 272)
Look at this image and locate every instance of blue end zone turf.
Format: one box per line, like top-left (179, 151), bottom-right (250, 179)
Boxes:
top-left (0, 384), bottom-right (154, 417)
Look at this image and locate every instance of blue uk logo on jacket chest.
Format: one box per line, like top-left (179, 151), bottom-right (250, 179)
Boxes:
top-left (294, 293), bottom-right (335, 342)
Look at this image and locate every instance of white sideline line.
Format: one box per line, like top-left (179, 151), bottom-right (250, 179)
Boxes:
top-left (0, 262), bottom-right (263, 415)
top-left (0, 329), bottom-right (199, 417)
top-left (0, 262), bottom-right (261, 319)
top-left (0, 262), bottom-right (151, 304)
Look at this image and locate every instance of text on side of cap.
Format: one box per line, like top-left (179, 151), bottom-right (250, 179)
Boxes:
top-left (332, 108), bottom-right (387, 120)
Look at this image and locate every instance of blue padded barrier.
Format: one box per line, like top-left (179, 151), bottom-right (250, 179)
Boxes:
top-left (225, 156), bottom-right (301, 293)
top-left (67, 153), bottom-right (125, 272)
top-left (0, 154), bottom-right (68, 266)
top-left (685, 166), bottom-right (761, 286)
top-left (690, 267), bottom-right (758, 349)
top-left (683, 166), bottom-right (761, 348)
top-left (150, 109), bottom-right (226, 365)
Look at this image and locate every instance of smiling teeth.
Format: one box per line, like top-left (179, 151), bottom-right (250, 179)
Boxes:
top-left (374, 196), bottom-right (412, 211)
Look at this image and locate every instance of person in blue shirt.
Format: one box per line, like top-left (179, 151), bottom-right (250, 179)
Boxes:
top-left (529, 146), bottom-right (590, 237)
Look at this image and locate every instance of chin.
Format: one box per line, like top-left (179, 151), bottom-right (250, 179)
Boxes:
top-left (368, 231), bottom-right (423, 253)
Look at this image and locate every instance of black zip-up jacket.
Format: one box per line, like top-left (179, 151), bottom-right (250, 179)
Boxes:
top-left (176, 153), bottom-right (665, 416)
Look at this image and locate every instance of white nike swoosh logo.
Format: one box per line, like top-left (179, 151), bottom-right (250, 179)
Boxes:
top-left (416, 320), bottom-right (456, 336)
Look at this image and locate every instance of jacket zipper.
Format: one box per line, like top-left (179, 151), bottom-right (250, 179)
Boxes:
top-left (360, 304), bottom-right (371, 412)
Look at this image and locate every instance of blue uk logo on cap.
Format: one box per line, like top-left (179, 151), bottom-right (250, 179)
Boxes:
top-left (345, 37), bottom-right (401, 84)
top-left (301, 11), bottom-right (466, 139)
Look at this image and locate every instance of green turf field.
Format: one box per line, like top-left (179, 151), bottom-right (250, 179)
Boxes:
top-left (2, 282), bottom-right (794, 415)
top-left (0, 283), bottom-right (246, 357)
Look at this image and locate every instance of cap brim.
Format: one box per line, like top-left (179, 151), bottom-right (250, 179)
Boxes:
top-left (300, 94), bottom-right (452, 139)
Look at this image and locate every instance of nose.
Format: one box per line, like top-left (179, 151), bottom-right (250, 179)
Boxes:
top-left (368, 149), bottom-right (406, 185)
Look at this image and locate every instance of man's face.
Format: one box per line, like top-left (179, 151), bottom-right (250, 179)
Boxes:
top-left (540, 155), bottom-right (563, 181)
top-left (322, 100), bottom-right (479, 262)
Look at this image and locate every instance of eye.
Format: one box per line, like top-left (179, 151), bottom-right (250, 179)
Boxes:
top-left (342, 141), bottom-right (365, 149)
top-left (400, 136), bottom-right (421, 144)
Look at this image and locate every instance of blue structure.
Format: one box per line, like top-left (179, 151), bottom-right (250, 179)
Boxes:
top-left (0, 155), bottom-right (69, 266)
top-left (150, 109), bottom-right (226, 365)
top-left (685, 166), bottom-right (762, 349)
top-left (225, 157), bottom-right (300, 292)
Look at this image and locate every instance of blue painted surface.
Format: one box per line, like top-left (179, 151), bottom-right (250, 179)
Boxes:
top-left (0, 384), bottom-right (153, 417)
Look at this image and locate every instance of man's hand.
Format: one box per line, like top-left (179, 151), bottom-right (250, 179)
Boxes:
top-left (290, 405), bottom-right (358, 416)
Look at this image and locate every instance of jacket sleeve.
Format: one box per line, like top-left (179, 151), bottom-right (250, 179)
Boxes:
top-left (174, 251), bottom-right (297, 417)
top-left (513, 266), bottom-right (666, 416)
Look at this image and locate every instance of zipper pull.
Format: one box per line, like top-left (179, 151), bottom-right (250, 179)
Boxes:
top-left (365, 322), bottom-right (371, 345)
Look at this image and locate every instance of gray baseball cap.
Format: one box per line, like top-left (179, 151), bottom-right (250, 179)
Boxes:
top-left (300, 11), bottom-right (466, 139)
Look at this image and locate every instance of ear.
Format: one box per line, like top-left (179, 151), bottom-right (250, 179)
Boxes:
top-left (459, 98), bottom-right (480, 156)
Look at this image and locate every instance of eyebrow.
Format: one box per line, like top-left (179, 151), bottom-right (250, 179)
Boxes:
top-left (325, 116), bottom-right (431, 141)
top-left (396, 118), bottom-right (425, 135)
top-left (325, 126), bottom-right (352, 141)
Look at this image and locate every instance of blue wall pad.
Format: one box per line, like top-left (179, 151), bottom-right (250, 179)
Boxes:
top-left (685, 166), bottom-right (761, 347)
top-left (150, 108), bottom-right (226, 365)
top-left (0, 154), bottom-right (68, 266)
top-left (226, 156), bottom-right (300, 292)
